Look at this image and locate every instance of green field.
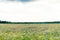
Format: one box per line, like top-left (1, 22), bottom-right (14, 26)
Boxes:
top-left (0, 24), bottom-right (60, 40)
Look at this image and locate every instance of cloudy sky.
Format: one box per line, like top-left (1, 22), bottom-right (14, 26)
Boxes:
top-left (0, 0), bottom-right (60, 22)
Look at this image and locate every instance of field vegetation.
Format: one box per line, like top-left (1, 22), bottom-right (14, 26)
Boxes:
top-left (0, 24), bottom-right (60, 40)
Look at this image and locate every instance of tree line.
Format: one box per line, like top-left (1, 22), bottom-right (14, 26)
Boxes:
top-left (0, 20), bottom-right (60, 24)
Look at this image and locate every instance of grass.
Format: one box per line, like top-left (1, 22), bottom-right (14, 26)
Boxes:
top-left (0, 24), bottom-right (60, 40)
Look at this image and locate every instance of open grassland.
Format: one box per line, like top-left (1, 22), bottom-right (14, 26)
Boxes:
top-left (0, 24), bottom-right (60, 40)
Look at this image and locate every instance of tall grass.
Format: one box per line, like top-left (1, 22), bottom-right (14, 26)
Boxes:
top-left (0, 24), bottom-right (60, 40)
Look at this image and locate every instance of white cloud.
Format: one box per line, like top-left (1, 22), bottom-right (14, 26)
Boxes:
top-left (0, 0), bottom-right (60, 22)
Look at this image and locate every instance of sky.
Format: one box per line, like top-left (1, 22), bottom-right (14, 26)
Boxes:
top-left (0, 0), bottom-right (60, 22)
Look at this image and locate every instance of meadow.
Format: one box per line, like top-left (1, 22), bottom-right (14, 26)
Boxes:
top-left (0, 24), bottom-right (60, 40)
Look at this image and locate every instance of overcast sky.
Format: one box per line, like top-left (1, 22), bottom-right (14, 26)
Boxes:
top-left (0, 0), bottom-right (60, 22)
